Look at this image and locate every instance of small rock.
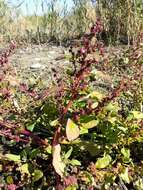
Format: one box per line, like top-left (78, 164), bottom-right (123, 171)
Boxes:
top-left (30, 63), bottom-right (45, 70)
top-left (49, 50), bottom-right (57, 55)
top-left (34, 57), bottom-right (41, 61)
top-left (55, 55), bottom-right (65, 60)
top-left (19, 50), bottom-right (25, 54)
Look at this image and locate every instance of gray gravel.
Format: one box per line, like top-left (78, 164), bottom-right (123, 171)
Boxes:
top-left (8, 44), bottom-right (121, 91)
top-left (9, 44), bottom-right (71, 87)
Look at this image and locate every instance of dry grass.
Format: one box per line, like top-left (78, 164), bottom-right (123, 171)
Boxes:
top-left (0, 0), bottom-right (143, 45)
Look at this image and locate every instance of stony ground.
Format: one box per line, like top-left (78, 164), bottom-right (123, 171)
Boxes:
top-left (1, 43), bottom-right (127, 92)
top-left (9, 44), bottom-right (71, 87)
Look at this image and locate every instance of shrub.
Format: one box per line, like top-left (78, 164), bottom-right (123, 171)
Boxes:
top-left (0, 21), bottom-right (143, 190)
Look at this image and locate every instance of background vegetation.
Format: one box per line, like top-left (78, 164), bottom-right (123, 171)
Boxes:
top-left (0, 0), bottom-right (143, 45)
top-left (0, 0), bottom-right (143, 190)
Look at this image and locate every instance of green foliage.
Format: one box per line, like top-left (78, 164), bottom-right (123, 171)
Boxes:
top-left (95, 154), bottom-right (112, 169)
top-left (66, 119), bottom-right (80, 141)
top-left (32, 169), bottom-right (43, 182)
top-left (0, 20), bottom-right (143, 189)
top-left (5, 154), bottom-right (21, 163)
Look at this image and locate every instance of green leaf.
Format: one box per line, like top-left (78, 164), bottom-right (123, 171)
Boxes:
top-left (79, 90), bottom-right (105, 102)
top-left (107, 117), bottom-right (117, 124)
top-left (118, 126), bottom-right (127, 133)
top-left (90, 91), bottom-right (105, 100)
top-left (6, 176), bottom-right (13, 184)
top-left (27, 123), bottom-right (35, 132)
top-left (130, 111), bottom-right (143, 120)
top-left (80, 127), bottom-right (88, 135)
top-left (120, 168), bottom-right (130, 184)
top-left (33, 169), bottom-right (43, 182)
top-left (45, 145), bottom-right (52, 154)
top-left (95, 155), bottom-right (112, 169)
top-left (105, 103), bottom-right (120, 113)
top-left (0, 165), bottom-right (2, 172)
top-left (77, 141), bottom-right (102, 156)
top-left (65, 147), bottom-right (73, 159)
top-left (121, 148), bottom-right (130, 159)
top-left (134, 178), bottom-right (143, 190)
top-left (30, 149), bottom-right (40, 159)
top-left (20, 163), bottom-right (30, 176)
top-left (81, 120), bottom-right (99, 129)
top-left (80, 115), bottom-right (95, 123)
top-left (65, 186), bottom-right (77, 190)
top-left (5, 154), bottom-right (21, 162)
top-left (50, 119), bottom-right (59, 127)
top-left (70, 159), bottom-right (81, 166)
top-left (66, 119), bottom-right (80, 141)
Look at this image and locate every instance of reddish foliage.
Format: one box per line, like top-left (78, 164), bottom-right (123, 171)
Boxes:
top-left (7, 184), bottom-right (17, 190)
top-left (64, 175), bottom-right (78, 187)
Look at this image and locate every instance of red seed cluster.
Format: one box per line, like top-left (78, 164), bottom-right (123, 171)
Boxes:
top-left (52, 20), bottom-right (104, 146)
top-left (0, 42), bottom-right (16, 66)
